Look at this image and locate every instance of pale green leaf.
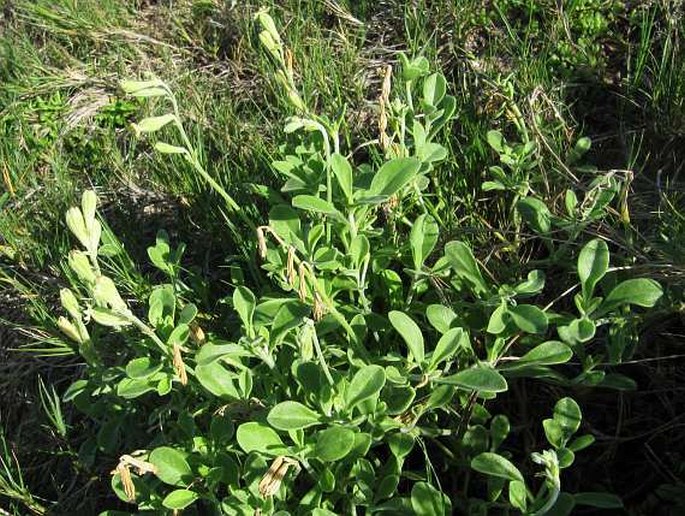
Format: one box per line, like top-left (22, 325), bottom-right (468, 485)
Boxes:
top-left (149, 447), bottom-right (192, 486)
top-left (315, 426), bottom-right (355, 462)
top-left (233, 286), bottom-right (256, 333)
top-left (515, 341), bottom-right (572, 367)
top-left (330, 153), bottom-right (353, 203)
top-left (517, 197), bottom-right (551, 234)
top-left (438, 365), bottom-right (507, 393)
top-left (600, 278), bottom-right (663, 314)
top-left (162, 489), bottom-right (199, 510)
top-left (509, 304), bottom-right (548, 334)
top-left (346, 365), bottom-right (386, 410)
top-left (267, 401), bottom-right (322, 430)
top-left (132, 114), bottom-right (176, 135)
top-left (410, 214), bottom-right (439, 270)
top-left (578, 239), bottom-right (609, 300)
top-left (445, 241), bottom-right (488, 295)
top-left (236, 422), bottom-right (287, 455)
top-left (292, 195), bottom-right (341, 217)
top-left (90, 307), bottom-right (131, 327)
top-left (429, 327), bottom-right (468, 370)
top-left (389, 311), bottom-right (425, 365)
top-left (411, 482), bottom-right (450, 516)
top-left (423, 73), bottom-right (447, 106)
top-left (471, 452), bottom-right (524, 482)
top-left (369, 157), bottom-right (421, 198)
top-left (154, 142), bottom-right (188, 154)
top-left (195, 361), bottom-right (240, 399)
top-left (426, 304), bottom-right (457, 334)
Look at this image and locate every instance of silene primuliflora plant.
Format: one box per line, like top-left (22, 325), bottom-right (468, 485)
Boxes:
top-left (50, 10), bottom-right (662, 516)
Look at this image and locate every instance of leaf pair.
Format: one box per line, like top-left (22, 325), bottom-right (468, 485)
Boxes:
top-left (65, 190), bottom-right (101, 257)
top-left (577, 239), bottom-right (662, 314)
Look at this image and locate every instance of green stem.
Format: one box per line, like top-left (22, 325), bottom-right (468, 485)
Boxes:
top-left (405, 81), bottom-right (414, 112)
top-left (129, 315), bottom-right (168, 355)
top-left (531, 485), bottom-right (560, 516)
top-left (168, 99), bottom-right (256, 233)
top-left (312, 329), bottom-right (334, 386)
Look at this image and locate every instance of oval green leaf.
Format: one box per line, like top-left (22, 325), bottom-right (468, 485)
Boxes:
top-left (438, 365), bottom-right (507, 393)
top-left (132, 114), bottom-right (175, 135)
top-left (553, 397), bottom-right (582, 435)
top-left (116, 378), bottom-right (155, 399)
top-left (315, 426), bottom-right (355, 462)
top-left (389, 311), bottom-right (425, 365)
top-left (369, 157), bottom-right (421, 197)
top-left (426, 304), bottom-right (457, 334)
top-left (236, 422), bottom-right (286, 456)
top-left (149, 447), bottom-right (192, 486)
top-left (233, 286), bottom-right (256, 333)
top-left (411, 481), bottom-right (450, 516)
top-left (195, 361), bottom-right (240, 399)
top-left (471, 452), bottom-right (524, 482)
top-left (445, 241), bottom-right (488, 295)
top-left (509, 304), bottom-right (548, 334)
top-left (429, 327), bottom-right (468, 370)
top-left (346, 365), bottom-right (386, 410)
top-left (292, 195), bottom-right (341, 217)
top-left (410, 214), bottom-right (439, 270)
top-left (125, 357), bottom-right (163, 379)
top-left (90, 307), bottom-right (131, 328)
top-left (578, 239), bottom-right (609, 300)
top-left (162, 489), bottom-right (199, 509)
top-left (517, 341), bottom-right (572, 367)
top-left (267, 401), bottom-right (322, 430)
top-left (600, 278), bottom-right (663, 314)
top-left (517, 197), bottom-right (551, 234)
top-left (330, 153), bottom-right (353, 203)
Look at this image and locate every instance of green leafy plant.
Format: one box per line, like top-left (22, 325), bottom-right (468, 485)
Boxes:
top-left (47, 11), bottom-right (663, 516)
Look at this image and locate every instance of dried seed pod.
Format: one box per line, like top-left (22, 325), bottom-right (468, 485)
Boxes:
top-left (313, 292), bottom-right (325, 322)
top-left (128, 457), bottom-right (155, 475)
top-left (379, 103), bottom-right (389, 150)
top-left (173, 344), bottom-right (188, 386)
top-left (285, 48), bottom-right (294, 78)
top-left (189, 322), bottom-right (206, 345)
top-left (115, 462), bottom-right (136, 501)
top-left (258, 456), bottom-right (299, 498)
top-left (286, 246), bottom-right (297, 287)
top-left (257, 227), bottom-right (268, 259)
top-left (378, 64), bottom-right (392, 150)
top-left (381, 64), bottom-right (392, 103)
top-left (298, 262), bottom-right (308, 302)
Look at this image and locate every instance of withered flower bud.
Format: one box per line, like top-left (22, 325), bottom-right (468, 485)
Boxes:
top-left (173, 344), bottom-right (188, 386)
top-left (257, 227), bottom-right (268, 259)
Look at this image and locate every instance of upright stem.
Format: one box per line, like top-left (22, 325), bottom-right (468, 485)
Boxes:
top-left (168, 98), bottom-right (256, 233)
top-left (531, 485), bottom-right (560, 516)
top-left (312, 329), bottom-right (334, 387)
top-left (130, 315), bottom-right (168, 355)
